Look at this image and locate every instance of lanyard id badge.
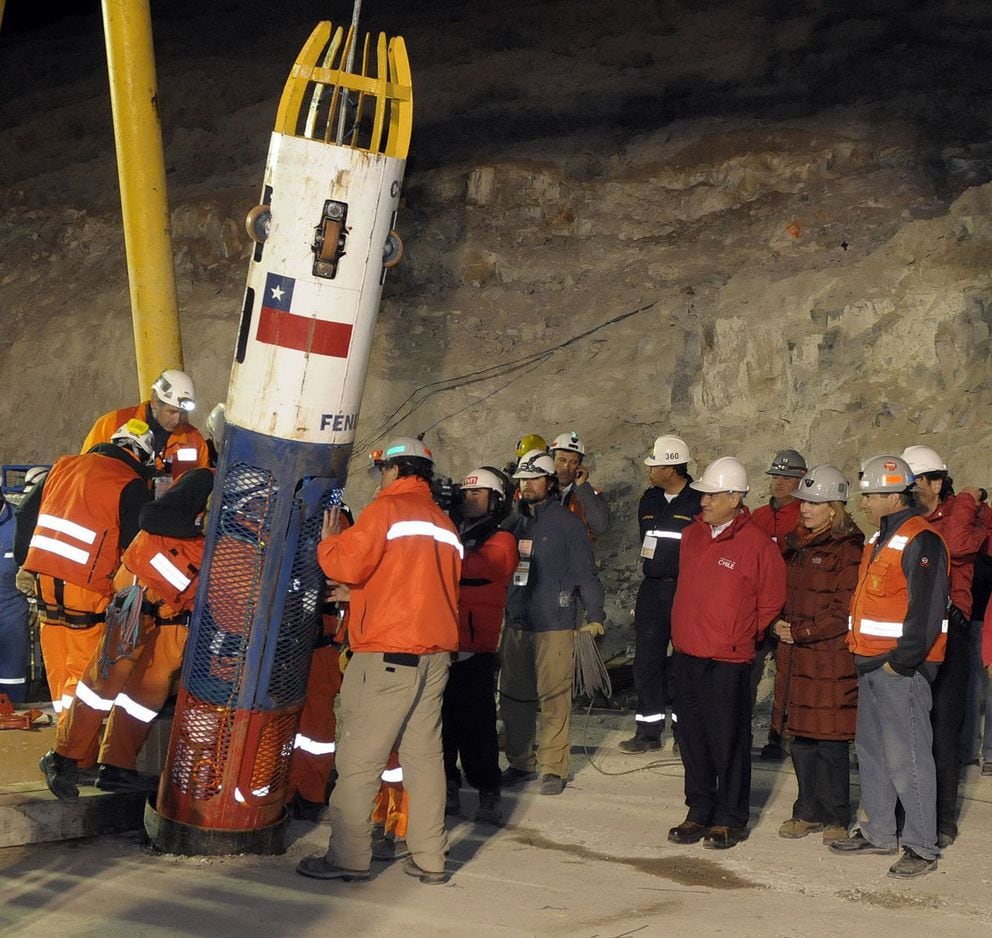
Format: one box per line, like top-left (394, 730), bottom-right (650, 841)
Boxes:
top-left (513, 539), bottom-right (533, 586)
top-left (640, 534), bottom-right (657, 559)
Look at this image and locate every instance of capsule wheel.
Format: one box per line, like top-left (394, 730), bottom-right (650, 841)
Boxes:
top-left (245, 205), bottom-right (272, 244)
top-left (383, 230), bottom-right (404, 268)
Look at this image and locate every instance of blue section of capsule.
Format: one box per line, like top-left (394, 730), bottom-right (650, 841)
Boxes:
top-left (180, 424), bottom-right (349, 710)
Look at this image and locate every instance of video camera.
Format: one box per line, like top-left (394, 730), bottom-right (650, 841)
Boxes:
top-left (430, 475), bottom-right (465, 521)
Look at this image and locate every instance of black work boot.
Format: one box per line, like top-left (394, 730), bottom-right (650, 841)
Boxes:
top-left (95, 764), bottom-right (160, 795)
top-left (40, 750), bottom-right (80, 803)
top-left (474, 789), bottom-right (502, 825)
top-left (618, 735), bottom-right (662, 754)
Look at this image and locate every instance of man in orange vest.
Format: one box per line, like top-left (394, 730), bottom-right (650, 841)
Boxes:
top-left (831, 454), bottom-right (948, 880)
top-left (14, 420), bottom-right (155, 800)
top-left (81, 369), bottom-right (210, 486)
top-left (44, 468), bottom-right (212, 800)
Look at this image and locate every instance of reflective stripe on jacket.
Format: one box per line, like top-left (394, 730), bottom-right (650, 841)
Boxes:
top-left (122, 530), bottom-right (205, 613)
top-left (317, 476), bottom-right (461, 655)
top-left (848, 514), bottom-right (948, 662)
top-left (638, 481), bottom-right (701, 579)
top-left (24, 453), bottom-right (143, 603)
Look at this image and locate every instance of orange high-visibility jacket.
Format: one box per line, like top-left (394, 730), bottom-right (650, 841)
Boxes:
top-left (25, 453), bottom-right (145, 614)
top-left (317, 476), bottom-right (461, 655)
top-left (122, 531), bottom-right (205, 613)
top-left (82, 402), bottom-right (210, 480)
top-left (848, 514), bottom-right (948, 663)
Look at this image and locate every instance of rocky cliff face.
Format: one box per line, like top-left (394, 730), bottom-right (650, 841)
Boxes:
top-left (3, 0), bottom-right (991, 648)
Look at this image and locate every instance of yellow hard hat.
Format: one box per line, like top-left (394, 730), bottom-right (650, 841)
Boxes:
top-left (515, 433), bottom-right (547, 459)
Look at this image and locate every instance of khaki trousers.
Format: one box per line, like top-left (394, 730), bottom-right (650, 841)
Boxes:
top-left (326, 651), bottom-right (450, 873)
top-left (499, 627), bottom-right (575, 779)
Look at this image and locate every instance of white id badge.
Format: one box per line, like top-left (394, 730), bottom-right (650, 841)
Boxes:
top-left (640, 535), bottom-right (657, 559)
top-left (518, 539), bottom-right (533, 559)
top-left (513, 560), bottom-right (531, 586)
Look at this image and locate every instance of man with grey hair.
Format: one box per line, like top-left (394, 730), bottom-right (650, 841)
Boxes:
top-left (668, 457), bottom-right (786, 850)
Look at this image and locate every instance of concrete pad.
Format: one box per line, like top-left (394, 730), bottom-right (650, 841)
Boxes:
top-left (0, 781), bottom-right (145, 849)
top-left (1, 713), bottom-right (991, 937)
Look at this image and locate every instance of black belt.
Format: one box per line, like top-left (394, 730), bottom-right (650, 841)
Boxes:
top-left (156, 613), bottom-right (190, 626)
top-left (383, 652), bottom-right (419, 667)
top-left (38, 605), bottom-right (105, 629)
top-left (37, 579), bottom-right (106, 629)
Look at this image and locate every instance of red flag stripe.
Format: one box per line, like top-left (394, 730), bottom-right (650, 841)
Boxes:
top-left (257, 305), bottom-right (353, 359)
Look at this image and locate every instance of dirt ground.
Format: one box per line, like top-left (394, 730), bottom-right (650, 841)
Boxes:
top-left (2, 712), bottom-right (990, 938)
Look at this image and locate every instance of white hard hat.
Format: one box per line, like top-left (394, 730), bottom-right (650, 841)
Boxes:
top-left (767, 449), bottom-right (807, 478)
top-left (381, 437), bottom-right (434, 465)
top-left (549, 431), bottom-right (585, 457)
top-left (111, 418), bottom-right (156, 464)
top-left (858, 454), bottom-right (915, 493)
top-left (690, 456), bottom-right (749, 494)
top-left (513, 449), bottom-right (557, 479)
top-left (23, 466), bottom-right (50, 490)
top-left (152, 369), bottom-right (196, 412)
top-left (461, 467), bottom-right (507, 498)
top-left (795, 464), bottom-right (850, 503)
top-left (645, 435), bottom-right (691, 467)
top-left (205, 403), bottom-right (226, 449)
top-left (900, 444), bottom-right (946, 475)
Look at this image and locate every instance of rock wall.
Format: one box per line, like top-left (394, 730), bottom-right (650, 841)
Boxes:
top-left (2, 0), bottom-right (992, 651)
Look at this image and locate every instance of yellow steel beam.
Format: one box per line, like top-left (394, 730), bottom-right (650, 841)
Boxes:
top-left (101, 0), bottom-right (183, 395)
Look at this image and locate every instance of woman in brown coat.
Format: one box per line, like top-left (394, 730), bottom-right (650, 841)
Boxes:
top-left (771, 465), bottom-right (864, 844)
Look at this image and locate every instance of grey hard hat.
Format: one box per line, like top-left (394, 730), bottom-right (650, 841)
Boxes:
top-left (858, 454), bottom-right (915, 494)
top-left (767, 449), bottom-right (807, 478)
top-left (795, 465), bottom-right (850, 503)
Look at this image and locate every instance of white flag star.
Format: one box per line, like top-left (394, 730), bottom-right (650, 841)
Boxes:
top-left (271, 284), bottom-right (285, 302)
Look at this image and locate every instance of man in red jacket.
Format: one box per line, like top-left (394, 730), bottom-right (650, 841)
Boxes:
top-left (751, 448), bottom-right (807, 761)
top-left (443, 467), bottom-right (518, 825)
top-left (668, 456), bottom-right (786, 850)
top-left (901, 444), bottom-right (986, 847)
top-left (296, 438), bottom-right (461, 885)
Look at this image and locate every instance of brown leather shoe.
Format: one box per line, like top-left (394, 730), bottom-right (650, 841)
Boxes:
top-left (667, 820), bottom-right (708, 845)
top-left (778, 818), bottom-right (823, 839)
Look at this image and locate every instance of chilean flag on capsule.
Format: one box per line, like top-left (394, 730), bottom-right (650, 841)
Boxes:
top-left (256, 272), bottom-right (353, 359)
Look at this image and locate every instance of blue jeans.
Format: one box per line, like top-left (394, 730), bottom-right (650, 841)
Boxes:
top-left (855, 668), bottom-right (937, 859)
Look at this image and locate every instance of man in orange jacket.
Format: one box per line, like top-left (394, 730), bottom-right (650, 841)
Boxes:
top-left (831, 455), bottom-right (947, 880)
top-left (296, 438), bottom-right (461, 885)
top-left (81, 369), bottom-right (210, 486)
top-left (44, 468), bottom-right (212, 800)
top-left (14, 421), bottom-right (155, 800)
